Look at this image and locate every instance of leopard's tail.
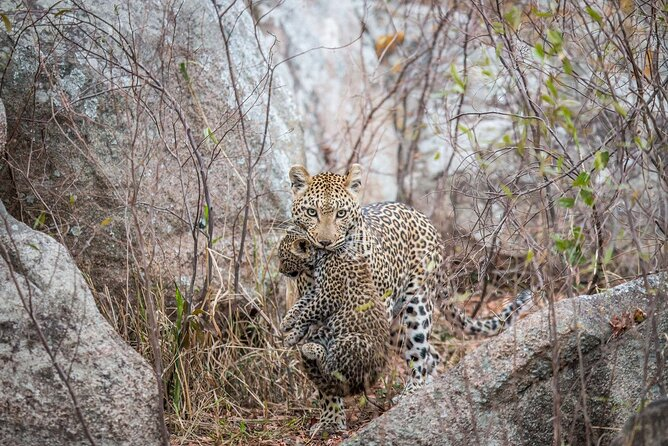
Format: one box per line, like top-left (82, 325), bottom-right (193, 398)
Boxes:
top-left (439, 289), bottom-right (534, 337)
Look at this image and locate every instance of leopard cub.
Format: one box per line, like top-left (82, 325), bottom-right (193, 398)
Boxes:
top-left (278, 231), bottom-right (389, 433)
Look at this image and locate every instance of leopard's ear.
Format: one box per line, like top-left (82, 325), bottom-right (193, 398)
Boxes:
top-left (289, 165), bottom-right (311, 198)
top-left (291, 238), bottom-right (310, 256)
top-left (345, 163), bottom-right (363, 198)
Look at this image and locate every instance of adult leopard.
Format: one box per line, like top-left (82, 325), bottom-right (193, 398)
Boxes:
top-left (287, 164), bottom-right (533, 393)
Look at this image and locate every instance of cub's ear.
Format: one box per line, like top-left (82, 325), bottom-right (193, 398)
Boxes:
top-left (289, 165), bottom-right (311, 197)
top-left (345, 163), bottom-right (363, 197)
top-left (291, 238), bottom-right (310, 256)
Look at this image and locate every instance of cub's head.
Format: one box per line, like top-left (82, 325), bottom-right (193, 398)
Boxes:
top-left (289, 164), bottom-right (363, 251)
top-left (278, 232), bottom-right (317, 278)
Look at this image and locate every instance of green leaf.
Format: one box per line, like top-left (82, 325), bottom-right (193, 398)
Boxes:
top-left (495, 41), bottom-right (504, 59)
top-left (541, 94), bottom-right (555, 105)
top-left (69, 194), bottom-right (76, 206)
top-left (562, 57), bottom-right (573, 75)
top-left (26, 242), bottom-right (41, 251)
top-left (33, 211), bottom-right (46, 229)
top-left (0, 13), bottom-right (11, 33)
top-left (585, 6), bottom-right (603, 25)
top-left (491, 21), bottom-right (505, 35)
top-left (553, 235), bottom-right (572, 253)
top-left (534, 8), bottom-right (553, 18)
top-left (55, 8), bottom-right (72, 17)
top-left (433, 150), bottom-right (441, 161)
top-left (450, 63), bottom-right (466, 93)
top-left (558, 197), bottom-right (575, 208)
top-left (179, 62), bottom-right (190, 83)
top-left (504, 6), bottom-right (521, 31)
top-left (331, 371), bottom-right (347, 382)
top-left (603, 245), bottom-right (614, 265)
top-left (634, 136), bottom-right (648, 149)
top-left (594, 150), bottom-right (609, 170)
top-left (580, 188), bottom-right (595, 206)
top-left (556, 156), bottom-right (564, 172)
top-left (547, 29), bottom-right (563, 48)
top-left (356, 300), bottom-right (375, 312)
top-left (534, 43), bottom-right (545, 59)
top-left (174, 283), bottom-right (185, 331)
top-left (525, 249), bottom-right (534, 265)
top-left (546, 76), bottom-right (558, 98)
top-left (500, 183), bottom-right (513, 198)
top-left (204, 127), bottom-right (219, 144)
top-left (573, 171), bottom-right (590, 188)
top-left (613, 101), bottom-right (627, 117)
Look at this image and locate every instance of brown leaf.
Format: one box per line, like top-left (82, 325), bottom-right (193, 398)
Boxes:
top-left (609, 308), bottom-right (646, 339)
top-left (375, 31), bottom-right (405, 59)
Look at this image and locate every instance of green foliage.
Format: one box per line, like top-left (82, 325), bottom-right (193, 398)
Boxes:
top-left (573, 172), bottom-right (590, 188)
top-left (449, 63), bottom-right (466, 93)
top-left (33, 211), bottom-right (46, 229)
top-left (205, 127), bottom-right (219, 144)
top-left (594, 151), bottom-right (609, 170)
top-left (553, 226), bottom-right (586, 265)
top-left (547, 29), bottom-right (563, 53)
top-left (558, 197), bottom-right (575, 208)
top-left (504, 6), bottom-right (521, 31)
top-left (579, 188), bottom-right (595, 207)
top-left (179, 61), bottom-right (190, 83)
top-left (0, 13), bottom-right (11, 33)
top-left (585, 6), bottom-right (603, 25)
top-left (355, 300), bottom-right (375, 312)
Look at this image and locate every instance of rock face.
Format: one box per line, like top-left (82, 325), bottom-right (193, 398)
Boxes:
top-left (611, 398), bottom-right (668, 446)
top-left (0, 200), bottom-right (164, 445)
top-left (0, 0), bottom-right (304, 296)
top-left (345, 275), bottom-right (668, 446)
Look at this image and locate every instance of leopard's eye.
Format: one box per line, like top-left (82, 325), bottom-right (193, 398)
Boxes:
top-left (306, 208), bottom-right (317, 217)
top-left (336, 209), bottom-right (347, 218)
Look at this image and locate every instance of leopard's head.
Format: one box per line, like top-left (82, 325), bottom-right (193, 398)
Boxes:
top-left (278, 232), bottom-right (317, 278)
top-left (288, 164), bottom-right (363, 251)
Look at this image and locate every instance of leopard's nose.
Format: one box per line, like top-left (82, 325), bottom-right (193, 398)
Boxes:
top-left (320, 240), bottom-right (332, 247)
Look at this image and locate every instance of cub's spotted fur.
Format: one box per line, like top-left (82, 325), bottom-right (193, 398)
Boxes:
top-left (279, 232), bottom-right (388, 433)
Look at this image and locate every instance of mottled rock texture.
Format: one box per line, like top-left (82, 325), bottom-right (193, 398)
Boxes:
top-left (0, 0), bottom-right (304, 295)
top-left (0, 200), bottom-right (164, 445)
top-left (611, 398), bottom-right (668, 446)
top-left (345, 274), bottom-right (668, 446)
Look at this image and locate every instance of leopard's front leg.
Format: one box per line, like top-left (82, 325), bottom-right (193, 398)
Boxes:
top-left (283, 291), bottom-right (333, 347)
top-left (281, 289), bottom-right (316, 332)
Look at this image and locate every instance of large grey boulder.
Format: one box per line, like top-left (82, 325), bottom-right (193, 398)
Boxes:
top-left (611, 398), bottom-right (668, 446)
top-left (345, 274), bottom-right (668, 446)
top-left (0, 0), bottom-right (304, 296)
top-left (0, 200), bottom-right (165, 445)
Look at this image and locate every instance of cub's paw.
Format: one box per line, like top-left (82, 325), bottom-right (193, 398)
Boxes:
top-left (280, 316), bottom-right (295, 333)
top-left (300, 342), bottom-right (326, 361)
top-left (284, 328), bottom-right (306, 347)
top-left (280, 308), bottom-right (300, 332)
